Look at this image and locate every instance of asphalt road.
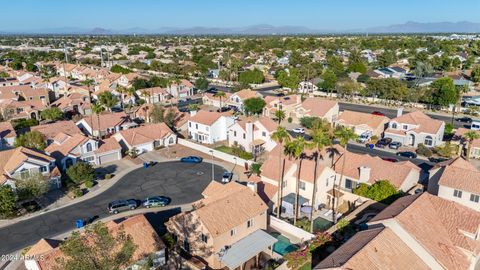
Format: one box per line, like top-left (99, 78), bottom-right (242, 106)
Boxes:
top-left (0, 161), bottom-right (225, 255)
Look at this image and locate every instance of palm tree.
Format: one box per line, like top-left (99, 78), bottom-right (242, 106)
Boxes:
top-left (274, 109), bottom-right (286, 124)
top-left (284, 136), bottom-right (309, 225)
top-left (464, 131), bottom-right (480, 160)
top-left (308, 125), bottom-right (332, 232)
top-left (214, 91), bottom-right (226, 109)
top-left (271, 126), bottom-right (291, 219)
top-left (98, 92), bottom-right (119, 112)
top-left (141, 90), bottom-right (151, 104)
top-left (91, 103), bottom-right (104, 139)
top-left (332, 126), bottom-right (358, 223)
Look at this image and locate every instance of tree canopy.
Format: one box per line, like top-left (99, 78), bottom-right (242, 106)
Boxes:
top-left (15, 131), bottom-right (46, 151)
top-left (243, 97), bottom-right (266, 115)
top-left (353, 180), bottom-right (401, 204)
top-left (40, 107), bottom-right (63, 121)
top-left (66, 162), bottom-right (95, 185)
top-left (0, 185), bottom-right (16, 218)
top-left (238, 68), bottom-right (264, 85)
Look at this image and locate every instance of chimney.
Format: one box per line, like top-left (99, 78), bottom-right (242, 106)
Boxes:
top-left (190, 110), bottom-right (197, 117)
top-left (246, 121), bottom-right (254, 144)
top-left (359, 166), bottom-right (371, 183)
top-left (397, 107), bottom-right (404, 117)
top-left (247, 181), bottom-right (258, 193)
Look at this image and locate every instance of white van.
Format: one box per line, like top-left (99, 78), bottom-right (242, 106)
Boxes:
top-left (471, 121), bottom-right (480, 131)
top-left (357, 131), bottom-right (373, 143)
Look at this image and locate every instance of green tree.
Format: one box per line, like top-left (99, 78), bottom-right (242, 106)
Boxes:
top-left (97, 92), bottom-right (119, 111)
top-left (66, 162), bottom-right (95, 185)
top-left (271, 126), bottom-right (291, 219)
top-left (195, 77), bottom-right (209, 90)
top-left (319, 69), bottom-right (337, 96)
top-left (471, 65), bottom-right (480, 83)
top-left (333, 126), bottom-right (357, 223)
top-left (16, 172), bottom-right (49, 200)
top-left (110, 65), bottom-right (131, 74)
top-left (0, 185), bottom-right (16, 218)
top-left (431, 77), bottom-right (458, 107)
top-left (243, 97), bottom-right (266, 116)
top-left (353, 180), bottom-right (400, 204)
top-left (274, 109), bottom-right (286, 124)
top-left (150, 104), bottom-right (165, 123)
top-left (377, 50), bottom-right (397, 67)
top-left (55, 222), bottom-right (137, 270)
top-left (40, 107), bottom-right (63, 121)
top-left (15, 131), bottom-right (46, 151)
top-left (0, 71), bottom-right (9, 78)
top-left (326, 55), bottom-right (344, 75)
top-left (464, 131), bottom-right (480, 160)
top-left (164, 108), bottom-right (177, 128)
top-left (238, 68), bottom-right (264, 85)
top-left (276, 69), bottom-right (300, 90)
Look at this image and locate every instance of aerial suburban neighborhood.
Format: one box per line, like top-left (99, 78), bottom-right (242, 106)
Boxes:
top-left (0, 1), bottom-right (480, 270)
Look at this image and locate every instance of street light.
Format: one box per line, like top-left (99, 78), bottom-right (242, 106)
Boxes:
top-left (209, 150), bottom-right (214, 180)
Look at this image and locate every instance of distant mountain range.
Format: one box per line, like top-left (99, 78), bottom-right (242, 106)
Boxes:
top-left (3, 21), bottom-right (480, 35)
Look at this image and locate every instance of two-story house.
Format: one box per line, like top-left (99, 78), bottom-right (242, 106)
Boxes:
top-left (166, 181), bottom-right (277, 270)
top-left (228, 117), bottom-right (278, 155)
top-left (113, 123), bottom-right (177, 154)
top-left (428, 157), bottom-right (480, 212)
top-left (0, 147), bottom-right (60, 189)
top-left (76, 112), bottom-right (138, 138)
top-left (293, 97), bottom-right (339, 124)
top-left (167, 79), bottom-right (194, 98)
top-left (227, 89), bottom-right (262, 112)
top-left (135, 86), bottom-right (171, 104)
top-left (188, 110), bottom-right (235, 144)
top-left (263, 95), bottom-right (301, 119)
top-left (384, 110), bottom-right (445, 147)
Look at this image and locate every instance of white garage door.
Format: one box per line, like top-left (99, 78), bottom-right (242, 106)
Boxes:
top-left (98, 152), bottom-right (119, 165)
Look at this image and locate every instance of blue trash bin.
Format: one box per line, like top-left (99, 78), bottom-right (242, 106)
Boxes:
top-left (368, 143), bottom-right (374, 150)
top-left (76, 219), bottom-right (85, 228)
top-left (143, 162), bottom-right (148, 168)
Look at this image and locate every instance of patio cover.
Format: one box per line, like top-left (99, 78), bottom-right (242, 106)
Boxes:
top-left (251, 139), bottom-right (266, 146)
top-left (282, 193), bottom-right (309, 215)
top-left (219, 230), bottom-right (277, 269)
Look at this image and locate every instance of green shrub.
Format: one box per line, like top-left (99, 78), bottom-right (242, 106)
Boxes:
top-left (300, 116), bottom-right (321, 129)
top-left (353, 180), bottom-right (401, 204)
top-left (287, 117), bottom-right (293, 123)
top-left (251, 163), bottom-right (262, 175)
top-left (85, 180), bottom-right (94, 188)
top-left (416, 143), bottom-right (433, 157)
top-left (70, 187), bottom-right (84, 198)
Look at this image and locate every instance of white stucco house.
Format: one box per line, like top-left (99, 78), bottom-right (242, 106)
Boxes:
top-left (384, 110), bottom-right (445, 148)
top-left (113, 123), bottom-right (177, 154)
top-left (188, 110), bottom-right (235, 144)
top-left (0, 121), bottom-right (16, 149)
top-left (228, 117), bottom-right (278, 155)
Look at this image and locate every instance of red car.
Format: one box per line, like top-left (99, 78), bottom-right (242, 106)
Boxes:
top-left (371, 111), bottom-right (385, 116)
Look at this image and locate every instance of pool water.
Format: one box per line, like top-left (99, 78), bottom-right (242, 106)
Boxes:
top-left (313, 217), bottom-right (333, 232)
top-left (270, 232), bottom-right (298, 256)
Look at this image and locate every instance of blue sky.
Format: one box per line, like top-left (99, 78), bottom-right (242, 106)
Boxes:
top-left (3, 0), bottom-right (480, 31)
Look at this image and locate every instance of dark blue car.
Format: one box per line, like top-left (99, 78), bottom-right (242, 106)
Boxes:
top-left (180, 156), bottom-right (203, 163)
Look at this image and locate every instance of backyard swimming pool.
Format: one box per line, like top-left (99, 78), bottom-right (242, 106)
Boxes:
top-left (270, 232), bottom-right (298, 256)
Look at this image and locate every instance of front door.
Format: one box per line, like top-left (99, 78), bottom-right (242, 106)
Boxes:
top-left (409, 134), bottom-right (415, 146)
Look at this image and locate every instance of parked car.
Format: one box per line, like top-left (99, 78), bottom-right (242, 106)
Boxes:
top-left (143, 196), bottom-right (171, 208)
top-left (292, 128), bottom-right (305, 134)
top-left (382, 157), bottom-right (399, 162)
top-left (217, 107), bottom-right (231, 112)
top-left (371, 111), bottom-right (385, 116)
top-left (222, 172), bottom-right (233, 183)
top-left (456, 116), bottom-right (472, 123)
top-left (471, 121), bottom-right (480, 131)
top-left (428, 157), bottom-right (449, 163)
top-left (375, 138), bottom-right (392, 148)
top-left (396, 151), bottom-right (417, 159)
top-left (389, 141), bottom-right (402, 149)
top-left (357, 131), bottom-right (373, 143)
top-left (180, 156), bottom-right (203, 163)
top-left (108, 199), bottom-right (138, 214)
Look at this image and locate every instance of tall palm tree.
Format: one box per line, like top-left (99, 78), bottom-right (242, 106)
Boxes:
top-left (98, 92), bottom-right (119, 112)
top-left (464, 131), bottom-right (480, 160)
top-left (214, 91), bottom-right (226, 109)
top-left (308, 125), bottom-right (332, 233)
top-left (271, 126), bottom-right (291, 219)
top-left (91, 103), bottom-right (104, 139)
top-left (274, 109), bottom-right (286, 124)
top-left (332, 126), bottom-right (358, 223)
top-left (284, 136), bottom-right (309, 225)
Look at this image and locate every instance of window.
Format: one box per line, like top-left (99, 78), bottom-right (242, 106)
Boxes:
top-left (345, 179), bottom-right (353, 190)
top-left (453, 189), bottom-right (463, 198)
top-left (20, 169), bottom-right (29, 179)
top-left (169, 137), bottom-right (174, 144)
top-left (206, 126), bottom-right (209, 132)
top-left (403, 125), bottom-right (408, 130)
top-left (470, 194), bottom-right (479, 203)
top-left (424, 136), bottom-right (433, 146)
top-left (183, 240), bottom-right (190, 252)
top-left (392, 123), bottom-right (397, 129)
top-left (189, 122), bottom-right (191, 127)
top-left (234, 131), bottom-right (237, 137)
top-left (86, 143), bottom-right (92, 152)
top-left (262, 131), bottom-right (266, 137)
top-left (39, 166), bottom-right (47, 173)
top-left (282, 181), bottom-right (287, 188)
top-left (299, 181), bottom-right (306, 190)
top-left (243, 133), bottom-right (246, 139)
top-left (83, 156), bottom-right (95, 162)
top-left (247, 218), bottom-right (254, 228)
top-left (201, 234), bottom-right (208, 243)
top-left (230, 229), bottom-right (236, 236)
top-left (195, 124), bottom-right (198, 129)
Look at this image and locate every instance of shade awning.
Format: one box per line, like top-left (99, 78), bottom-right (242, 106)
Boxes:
top-left (218, 230), bottom-right (277, 269)
top-left (251, 139), bottom-right (266, 146)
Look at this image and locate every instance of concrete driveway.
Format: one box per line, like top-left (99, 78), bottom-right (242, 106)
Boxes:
top-left (0, 161), bottom-right (225, 255)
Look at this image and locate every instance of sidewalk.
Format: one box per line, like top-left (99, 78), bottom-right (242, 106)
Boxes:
top-left (0, 159), bottom-right (142, 229)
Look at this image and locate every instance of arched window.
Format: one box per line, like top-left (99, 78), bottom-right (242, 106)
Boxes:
top-left (86, 143), bottom-right (92, 152)
top-left (169, 137), bottom-right (174, 144)
top-left (392, 123), bottom-right (397, 129)
top-left (424, 136), bottom-right (433, 146)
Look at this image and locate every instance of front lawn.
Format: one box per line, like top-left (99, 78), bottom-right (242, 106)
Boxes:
top-left (215, 145), bottom-right (253, 160)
